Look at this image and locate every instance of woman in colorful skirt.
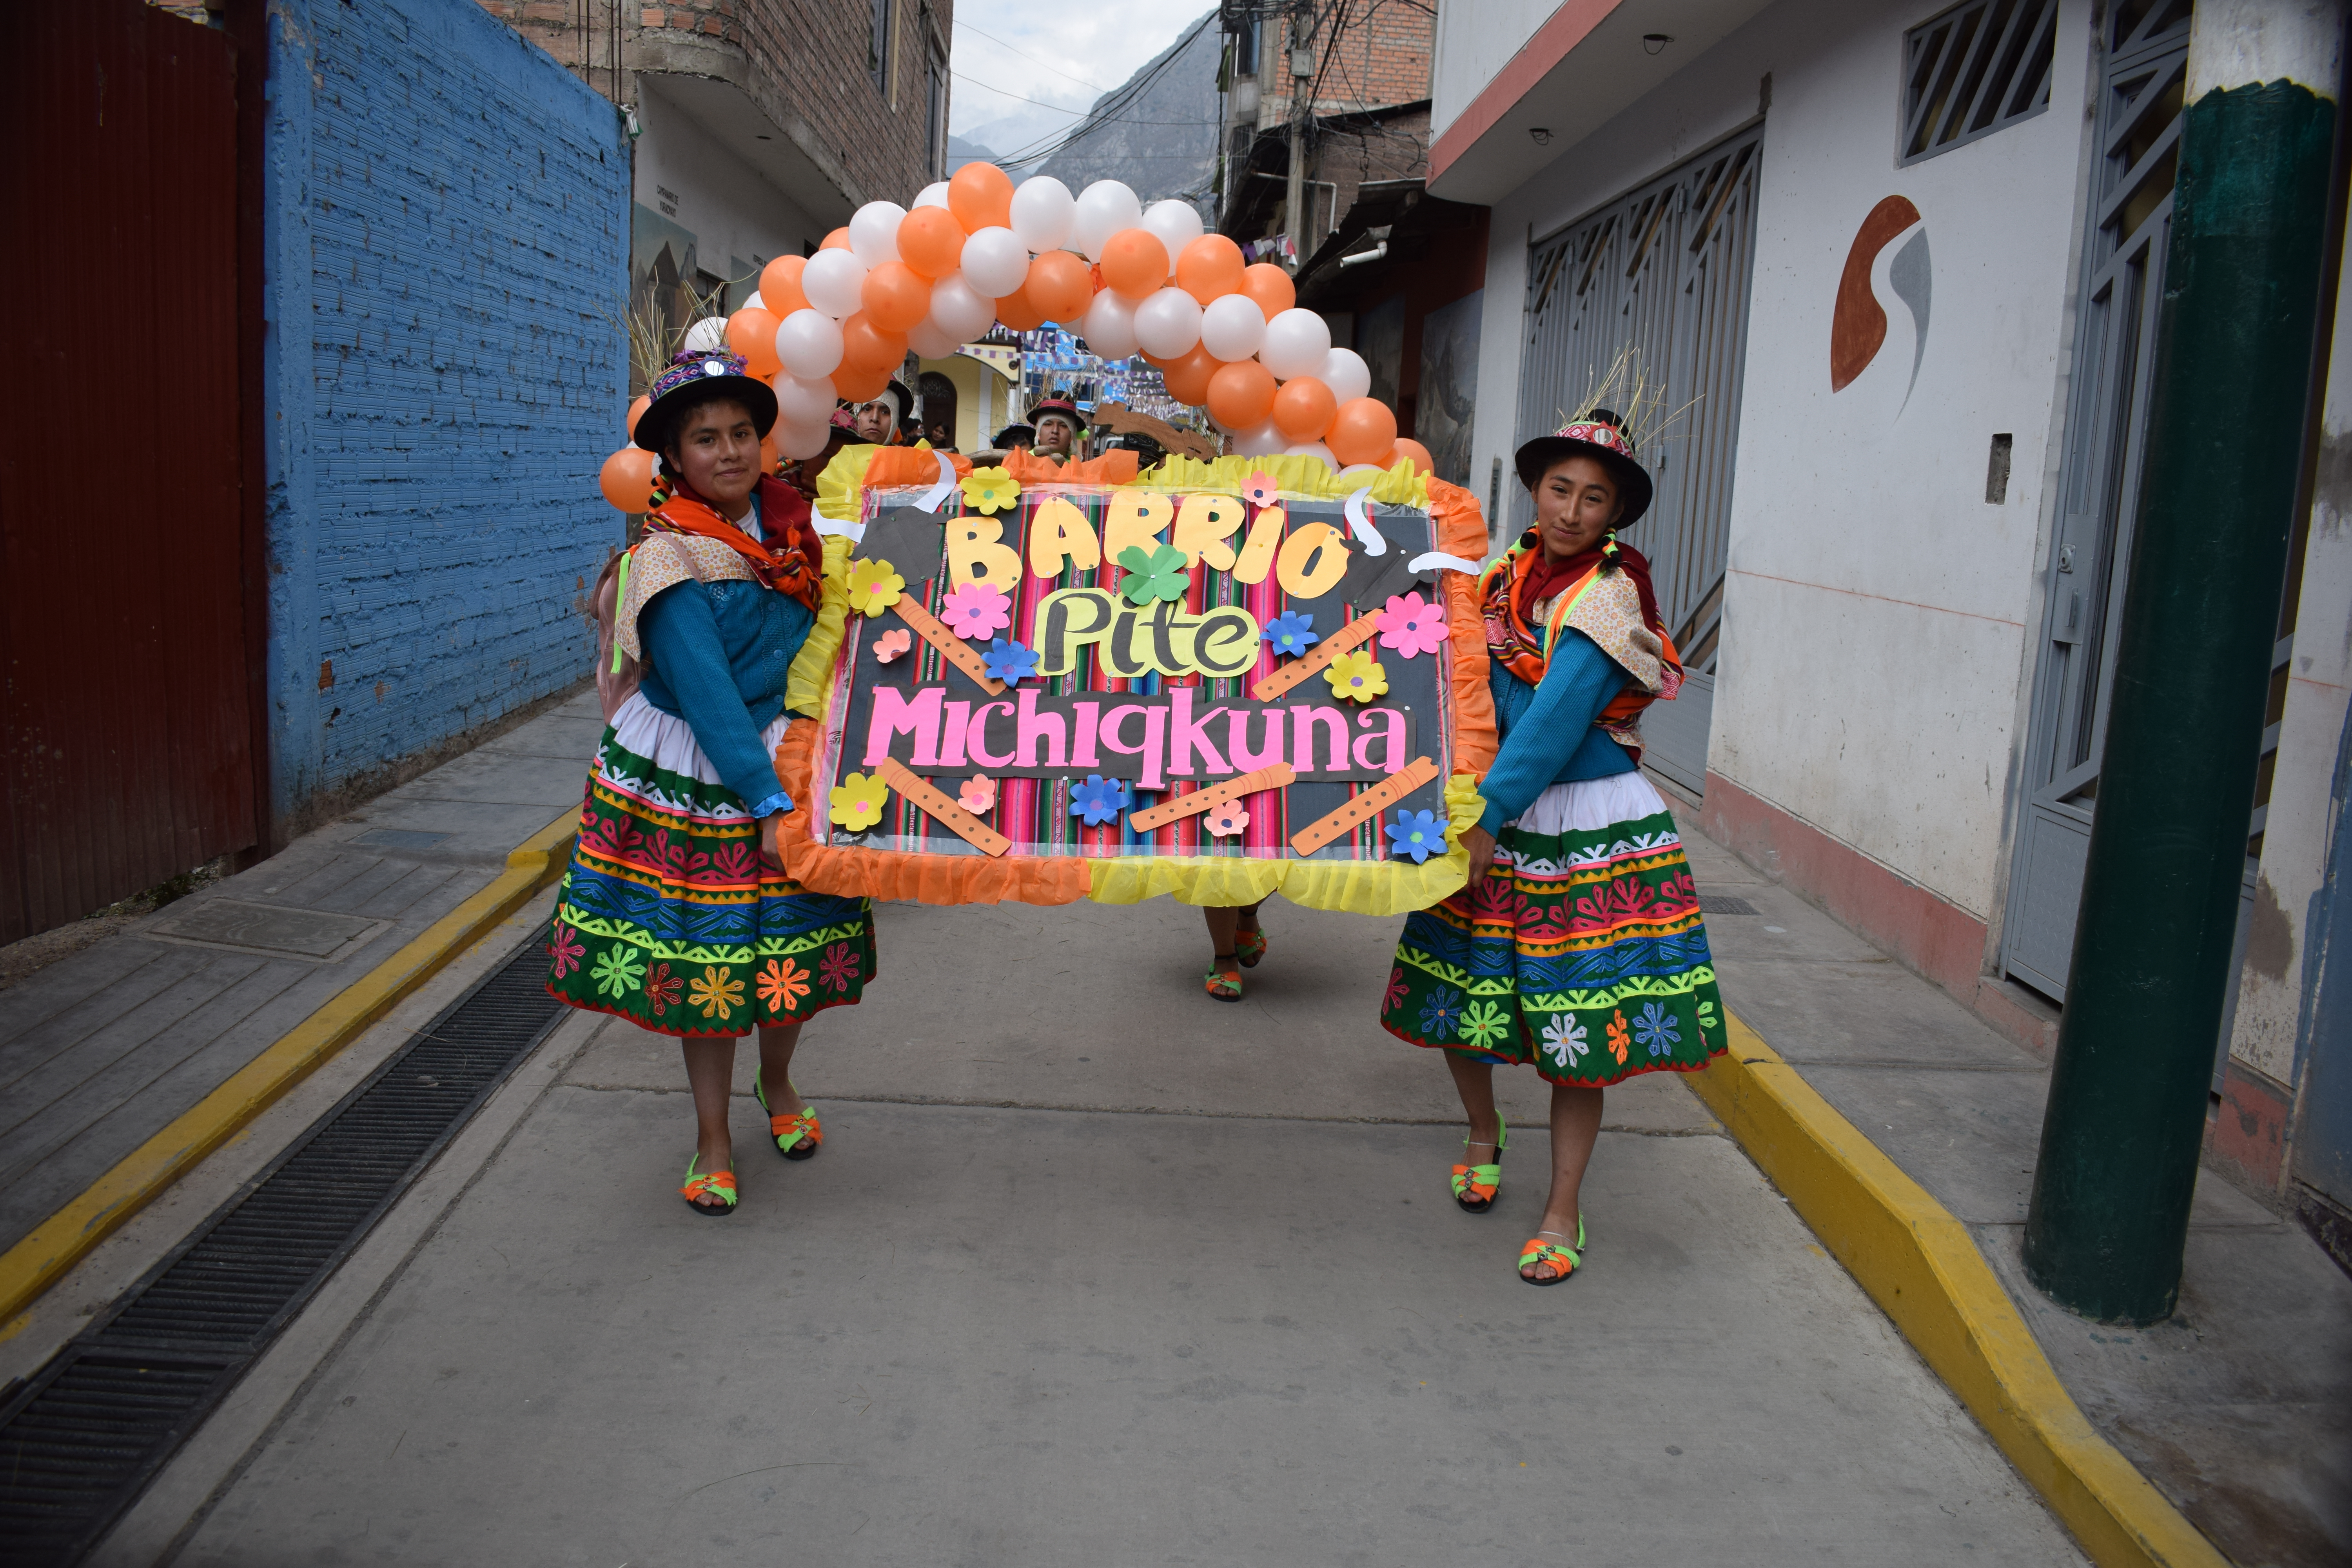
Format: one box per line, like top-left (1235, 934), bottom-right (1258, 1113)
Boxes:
top-left (1380, 407), bottom-right (1723, 1283)
top-left (548, 348), bottom-right (877, 1216)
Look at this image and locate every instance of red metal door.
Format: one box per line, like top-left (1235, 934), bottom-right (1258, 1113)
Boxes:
top-left (1, 0), bottom-right (255, 944)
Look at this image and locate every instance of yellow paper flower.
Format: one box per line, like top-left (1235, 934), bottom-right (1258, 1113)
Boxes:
top-left (828, 769), bottom-right (891, 831)
top-left (847, 557), bottom-right (905, 618)
top-left (1324, 649), bottom-right (1390, 703)
top-left (960, 465), bottom-right (1021, 515)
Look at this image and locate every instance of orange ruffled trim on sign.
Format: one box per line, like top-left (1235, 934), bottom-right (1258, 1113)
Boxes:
top-left (769, 718), bottom-right (1093, 906)
top-left (1427, 475), bottom-right (1499, 779)
top-left (1002, 447), bottom-right (1141, 486)
top-left (857, 446), bottom-right (974, 487)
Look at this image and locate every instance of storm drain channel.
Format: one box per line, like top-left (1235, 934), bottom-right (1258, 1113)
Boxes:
top-left (0, 933), bottom-right (568, 1566)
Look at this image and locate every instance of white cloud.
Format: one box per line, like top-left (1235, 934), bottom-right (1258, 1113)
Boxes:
top-left (948, 2), bottom-right (1210, 161)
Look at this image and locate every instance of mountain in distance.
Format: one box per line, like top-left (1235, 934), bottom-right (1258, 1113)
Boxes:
top-left (946, 132), bottom-right (1003, 176)
top-left (1033, 11), bottom-right (1220, 213)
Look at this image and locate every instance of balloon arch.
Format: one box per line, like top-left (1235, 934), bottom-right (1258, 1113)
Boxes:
top-left (600, 162), bottom-right (1430, 509)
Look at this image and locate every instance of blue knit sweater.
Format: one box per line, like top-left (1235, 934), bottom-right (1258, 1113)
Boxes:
top-left (1475, 627), bottom-right (1635, 838)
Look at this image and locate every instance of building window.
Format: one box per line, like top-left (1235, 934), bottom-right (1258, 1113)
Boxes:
top-left (869, 0), bottom-right (892, 94)
top-left (925, 36), bottom-right (947, 178)
top-left (1900, 0), bottom-right (2058, 164)
top-left (1221, 2), bottom-right (1261, 76)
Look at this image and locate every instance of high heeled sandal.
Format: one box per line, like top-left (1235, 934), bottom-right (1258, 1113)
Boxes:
top-left (753, 1069), bottom-right (821, 1160)
top-left (1519, 1215), bottom-right (1587, 1285)
top-left (680, 1155), bottom-right (737, 1216)
top-left (1451, 1117), bottom-right (1507, 1211)
top-left (1234, 923), bottom-right (1268, 969)
top-left (1205, 953), bottom-right (1243, 1002)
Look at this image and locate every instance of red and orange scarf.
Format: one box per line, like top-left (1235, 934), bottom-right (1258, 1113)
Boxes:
top-left (1479, 532), bottom-right (1681, 730)
top-left (643, 476), bottom-right (823, 613)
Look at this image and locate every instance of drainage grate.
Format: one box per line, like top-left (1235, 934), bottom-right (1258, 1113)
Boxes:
top-left (0, 933), bottom-right (567, 1566)
top-left (1700, 894), bottom-right (1761, 916)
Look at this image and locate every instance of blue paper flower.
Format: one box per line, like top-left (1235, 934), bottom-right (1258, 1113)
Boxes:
top-left (1069, 774), bottom-right (1132, 826)
top-left (983, 637), bottom-right (1040, 683)
top-left (1263, 610), bottom-right (1320, 657)
top-left (1386, 808), bottom-right (1448, 864)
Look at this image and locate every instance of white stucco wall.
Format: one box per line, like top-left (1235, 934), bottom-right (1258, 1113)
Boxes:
top-left (634, 82), bottom-right (822, 294)
top-left (1430, 0), bottom-right (1565, 136)
top-left (1461, 0), bottom-right (2100, 923)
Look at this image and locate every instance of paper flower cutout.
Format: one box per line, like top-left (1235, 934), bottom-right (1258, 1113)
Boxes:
top-left (1204, 803), bottom-right (1250, 837)
top-left (1116, 543), bottom-right (1192, 606)
top-left (1324, 649), bottom-right (1389, 703)
top-left (960, 466), bottom-right (1020, 515)
top-left (1376, 592), bottom-right (1450, 659)
top-left (1242, 470), bottom-right (1279, 508)
top-left (1387, 808), bottom-right (1448, 864)
top-left (1069, 774), bottom-right (1132, 826)
top-left (982, 637), bottom-right (1039, 683)
top-left (957, 774), bottom-right (998, 814)
top-left (1263, 610), bottom-right (1319, 657)
top-left (872, 627), bottom-right (913, 664)
top-left (940, 579), bottom-right (1013, 640)
top-left (848, 557), bottom-right (905, 618)
top-left (828, 770), bottom-right (890, 831)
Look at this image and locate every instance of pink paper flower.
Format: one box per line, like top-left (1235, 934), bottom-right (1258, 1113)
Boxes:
top-left (939, 579), bottom-right (1013, 640)
top-left (1376, 591), bottom-right (1450, 659)
top-left (1242, 471), bottom-right (1279, 508)
top-left (872, 626), bottom-right (913, 663)
top-left (1204, 803), bottom-right (1250, 837)
top-left (957, 774), bottom-right (997, 813)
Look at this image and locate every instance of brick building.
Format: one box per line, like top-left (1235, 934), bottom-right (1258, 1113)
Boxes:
top-left (478, 0), bottom-right (953, 375)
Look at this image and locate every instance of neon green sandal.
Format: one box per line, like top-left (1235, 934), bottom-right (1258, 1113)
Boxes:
top-left (753, 1069), bottom-right (821, 1160)
top-left (681, 1155), bottom-right (737, 1217)
top-left (1519, 1215), bottom-right (1587, 1285)
top-left (1451, 1118), bottom-right (1507, 1212)
top-left (1205, 954), bottom-right (1243, 1002)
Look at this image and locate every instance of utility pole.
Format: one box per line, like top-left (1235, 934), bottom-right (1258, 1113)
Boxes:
top-left (1284, 4), bottom-right (1311, 272)
top-left (2022, 0), bottom-right (2345, 1324)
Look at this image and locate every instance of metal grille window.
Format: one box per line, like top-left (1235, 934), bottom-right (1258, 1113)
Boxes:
top-left (1901, 0), bottom-right (2059, 164)
top-left (869, 0), bottom-right (892, 94)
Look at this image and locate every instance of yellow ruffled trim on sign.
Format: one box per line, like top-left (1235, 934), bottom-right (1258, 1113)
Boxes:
top-left (814, 445), bottom-right (880, 526)
top-left (1083, 773), bottom-right (1485, 915)
top-left (1141, 452), bottom-right (1431, 507)
top-left (783, 533), bottom-right (855, 719)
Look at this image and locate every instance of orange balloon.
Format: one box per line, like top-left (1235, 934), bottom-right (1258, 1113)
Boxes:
top-left (599, 447), bottom-right (658, 512)
top-left (1174, 234), bottom-right (1246, 305)
top-left (1239, 262), bottom-right (1296, 318)
top-left (832, 361), bottom-right (892, 403)
top-left (1205, 359), bottom-right (1277, 428)
top-left (1098, 228), bottom-right (1171, 300)
top-left (1272, 376), bottom-right (1338, 441)
top-left (821, 227), bottom-right (852, 251)
top-left (725, 307), bottom-right (782, 379)
top-left (897, 206), bottom-right (966, 278)
top-left (840, 311), bottom-right (908, 374)
top-left (1161, 343), bottom-right (1220, 405)
top-left (1026, 250), bottom-right (1095, 323)
top-left (626, 394), bottom-right (650, 441)
top-left (759, 255), bottom-right (809, 316)
top-left (860, 261), bottom-right (931, 333)
top-left (995, 282), bottom-right (1046, 332)
top-left (1327, 397), bottom-right (1400, 467)
top-left (948, 162), bottom-right (1015, 232)
top-left (1391, 436), bottom-right (1435, 475)
top-left (759, 431), bottom-right (780, 473)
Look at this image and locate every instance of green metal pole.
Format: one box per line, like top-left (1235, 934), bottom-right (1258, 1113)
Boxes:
top-left (2023, 3), bottom-right (2343, 1325)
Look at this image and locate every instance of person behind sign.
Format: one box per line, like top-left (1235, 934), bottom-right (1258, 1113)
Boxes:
top-left (547, 347), bottom-right (877, 1218)
top-left (1027, 397), bottom-right (1086, 464)
top-left (1379, 401), bottom-right (1724, 1283)
top-left (849, 379), bottom-right (913, 446)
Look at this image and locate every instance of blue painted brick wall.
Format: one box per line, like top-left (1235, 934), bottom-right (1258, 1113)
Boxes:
top-left (263, 0), bottom-right (627, 823)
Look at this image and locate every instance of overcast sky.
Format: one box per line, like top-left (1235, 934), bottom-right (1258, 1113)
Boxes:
top-left (947, 3), bottom-right (1212, 163)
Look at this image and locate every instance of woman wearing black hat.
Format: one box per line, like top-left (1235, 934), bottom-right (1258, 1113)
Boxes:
top-left (1378, 406), bottom-right (1724, 1283)
top-left (549, 348), bottom-right (877, 1217)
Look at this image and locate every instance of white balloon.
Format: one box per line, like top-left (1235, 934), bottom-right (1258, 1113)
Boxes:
top-left (777, 418), bottom-right (834, 461)
top-left (1260, 308), bottom-right (1333, 381)
top-left (959, 227), bottom-right (1030, 298)
top-left (1283, 440), bottom-right (1339, 469)
top-left (1132, 286), bottom-right (1203, 359)
top-left (682, 316), bottom-right (728, 352)
top-left (848, 200), bottom-right (907, 267)
top-left (1072, 180), bottom-right (1143, 259)
top-left (1141, 199), bottom-right (1204, 260)
top-left (1199, 293), bottom-right (1268, 361)
top-left (1009, 175), bottom-right (1076, 252)
top-left (773, 309), bottom-right (845, 379)
top-left (801, 250), bottom-right (869, 319)
top-left (742, 290), bottom-right (766, 312)
top-left (1234, 418), bottom-right (1285, 457)
top-left (913, 181), bottom-right (951, 211)
top-left (1081, 290), bottom-right (1140, 359)
top-left (906, 318), bottom-right (960, 359)
top-left (1319, 347), bottom-right (1371, 405)
top-left (773, 372), bottom-right (837, 428)
top-left (927, 273), bottom-right (994, 341)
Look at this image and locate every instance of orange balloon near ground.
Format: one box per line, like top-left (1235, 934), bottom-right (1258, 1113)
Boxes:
top-left (897, 207), bottom-right (966, 278)
top-left (626, 394), bottom-right (650, 441)
top-left (1391, 437), bottom-right (1435, 474)
top-left (725, 307), bottom-right (782, 378)
top-left (840, 312), bottom-right (908, 374)
top-left (1272, 376), bottom-right (1338, 441)
top-left (759, 255), bottom-right (809, 316)
top-left (1026, 250), bottom-right (1094, 322)
top-left (948, 162), bottom-right (1015, 232)
top-left (599, 447), bottom-right (658, 512)
top-left (1239, 262), bottom-right (1296, 318)
top-left (1161, 343), bottom-right (1220, 405)
top-left (1327, 397), bottom-right (1400, 467)
top-left (1205, 359), bottom-right (1277, 428)
top-left (1098, 228), bottom-right (1171, 300)
top-left (833, 362), bottom-right (892, 403)
top-left (860, 261), bottom-right (931, 332)
top-left (995, 283), bottom-right (1046, 332)
top-left (1174, 234), bottom-right (1246, 305)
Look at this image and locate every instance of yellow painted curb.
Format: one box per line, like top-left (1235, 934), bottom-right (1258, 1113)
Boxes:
top-left (0, 811), bottom-right (580, 1328)
top-left (1693, 1014), bottom-right (2226, 1568)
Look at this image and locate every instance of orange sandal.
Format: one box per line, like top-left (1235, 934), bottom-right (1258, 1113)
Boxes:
top-left (753, 1069), bottom-right (821, 1160)
top-left (1519, 1216), bottom-right (1586, 1285)
top-left (1451, 1118), bottom-right (1506, 1212)
top-left (1205, 953), bottom-right (1243, 1002)
top-left (1235, 923), bottom-right (1268, 969)
top-left (681, 1155), bottom-right (737, 1216)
